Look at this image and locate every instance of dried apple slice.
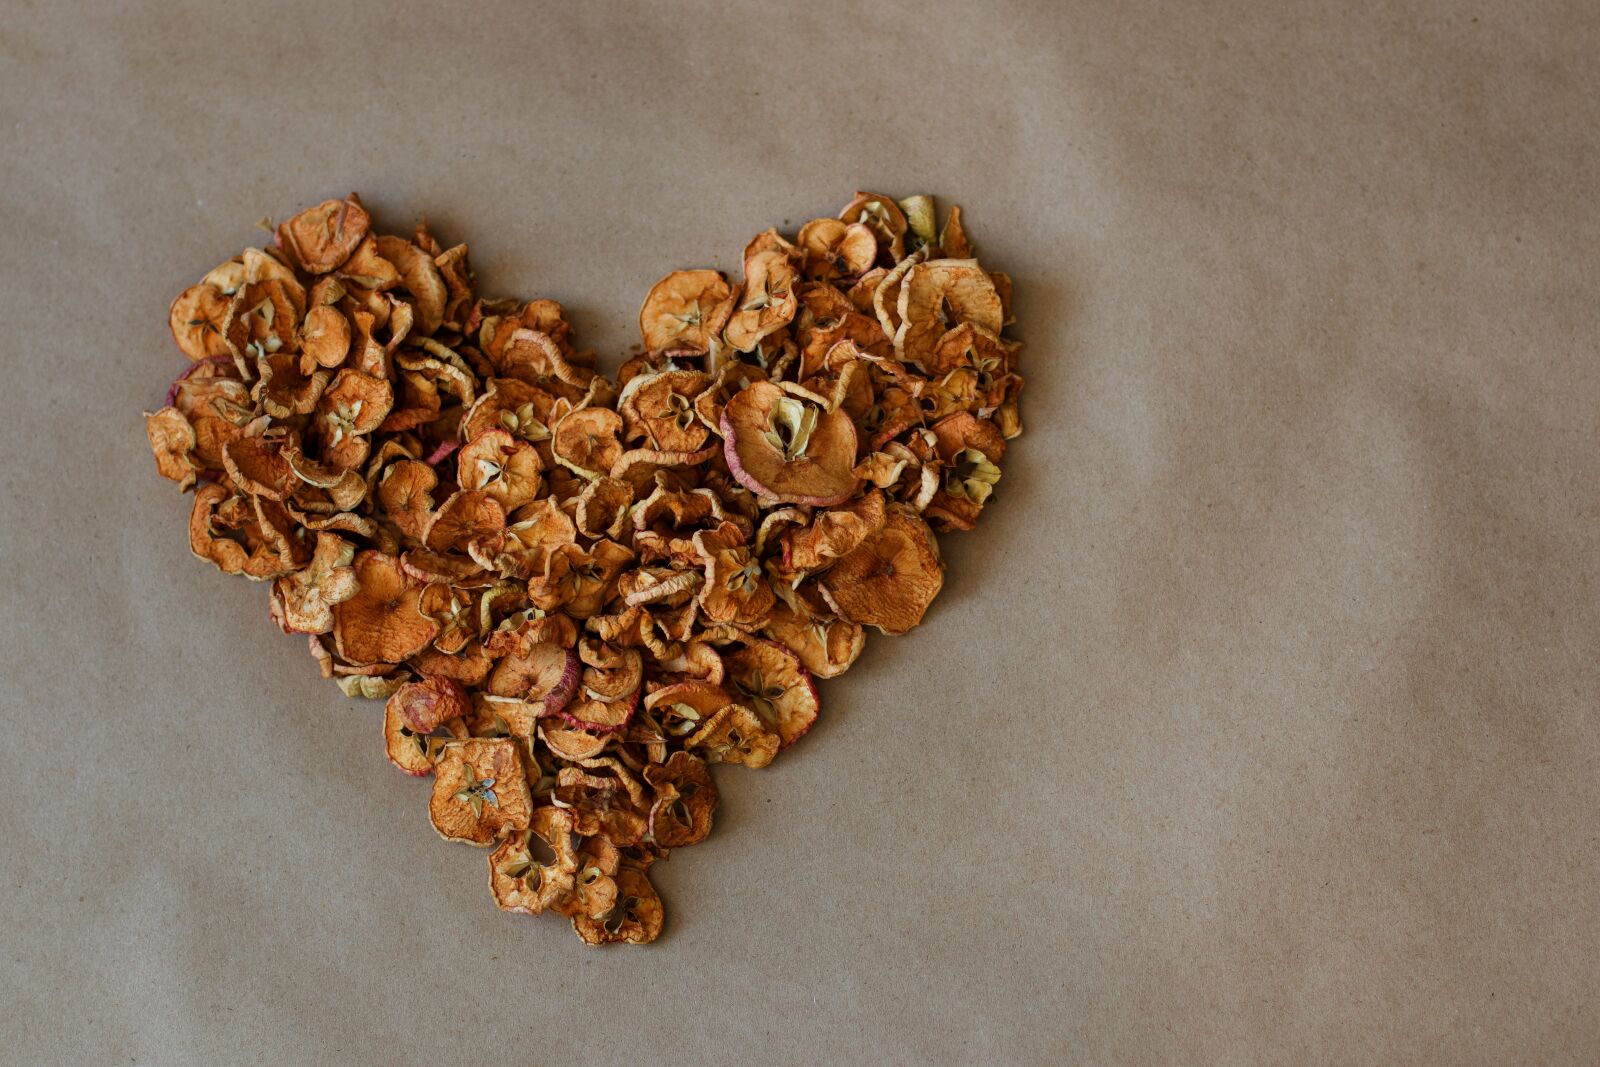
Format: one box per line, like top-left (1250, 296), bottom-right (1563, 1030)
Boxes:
top-left (839, 190), bottom-right (908, 262)
top-left (641, 751), bottom-right (715, 848)
top-left (489, 807), bottom-right (579, 916)
top-left (423, 490), bottom-right (506, 555)
top-left (893, 258), bottom-right (1003, 367)
top-left (683, 701), bottom-right (779, 768)
top-left (276, 193), bottom-right (370, 274)
top-left (761, 601), bottom-right (865, 680)
top-left (374, 458), bottom-right (437, 542)
top-left (299, 304), bottom-right (351, 369)
top-left (722, 638), bottom-right (819, 749)
top-left (384, 700), bottom-right (468, 776)
top-left (313, 369), bottom-right (393, 470)
top-left (389, 675), bottom-right (472, 733)
top-left (551, 407), bottom-right (624, 481)
top-left (331, 550), bottom-right (440, 664)
top-left (429, 738), bottom-right (533, 846)
top-left (780, 489), bottom-right (886, 573)
top-left (819, 505), bottom-right (944, 635)
top-left (721, 381), bottom-right (858, 506)
top-left (724, 250), bottom-right (798, 352)
top-left (487, 641), bottom-right (581, 719)
top-left (638, 269), bottom-right (733, 354)
top-left (458, 429), bottom-right (542, 511)
top-left (552, 766), bottom-right (648, 846)
top-left (797, 218), bottom-right (877, 281)
top-left (168, 282), bottom-right (233, 361)
top-left (145, 407), bottom-right (198, 488)
top-left (618, 370), bottom-right (714, 452)
top-left (374, 235), bottom-right (448, 336)
top-left (692, 520), bottom-right (775, 627)
top-left (273, 533), bottom-right (359, 634)
top-left (571, 866), bottom-right (663, 946)
top-left (559, 688), bottom-right (639, 735)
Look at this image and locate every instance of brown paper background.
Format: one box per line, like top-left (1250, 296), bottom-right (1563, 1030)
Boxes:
top-left (3, 1), bottom-right (1597, 1062)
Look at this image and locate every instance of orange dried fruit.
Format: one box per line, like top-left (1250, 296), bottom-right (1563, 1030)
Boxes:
top-left (423, 490), bottom-right (506, 555)
top-left (761, 601), bottom-right (865, 680)
top-left (617, 369), bottom-right (713, 452)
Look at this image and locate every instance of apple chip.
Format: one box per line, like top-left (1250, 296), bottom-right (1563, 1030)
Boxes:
top-left (299, 304), bottom-right (351, 369)
top-left (551, 406), bottom-right (624, 481)
top-left (684, 701), bottom-right (779, 768)
top-left (894, 259), bottom-right (1003, 368)
top-left (423, 490), bottom-right (505, 555)
top-left (781, 489), bottom-right (887, 574)
top-left (458, 429), bottom-right (542, 511)
top-left (145, 407), bottom-right (198, 488)
top-left (552, 766), bottom-right (648, 846)
top-left (273, 533), bottom-right (359, 634)
top-left (618, 369), bottom-right (713, 452)
top-left (639, 269), bottom-right (733, 354)
top-left (839, 190), bottom-right (908, 262)
top-left (722, 381), bottom-right (859, 506)
top-left (645, 751), bottom-right (718, 848)
top-left (314, 369), bottom-right (393, 469)
top-left (819, 506), bottom-right (944, 635)
top-left (169, 282), bottom-right (234, 361)
top-left (797, 218), bottom-right (877, 281)
top-left (389, 675), bottom-right (472, 734)
top-left (723, 639), bottom-right (819, 749)
top-left (693, 521), bottom-right (776, 627)
top-left (762, 601), bottom-right (866, 679)
top-left (331, 551), bottom-right (439, 664)
top-left (724, 250), bottom-right (799, 352)
top-left (488, 806), bottom-right (579, 916)
top-left (276, 193), bottom-right (370, 274)
top-left (571, 867), bottom-right (663, 946)
top-left (374, 235), bottom-right (448, 336)
top-left (429, 738), bottom-right (533, 846)
top-left (384, 700), bottom-right (468, 776)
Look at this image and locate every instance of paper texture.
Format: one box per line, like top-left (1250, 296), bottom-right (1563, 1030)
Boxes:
top-left (2, 1), bottom-right (1596, 1062)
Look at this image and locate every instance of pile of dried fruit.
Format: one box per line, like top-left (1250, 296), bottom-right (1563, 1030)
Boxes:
top-left (146, 191), bottom-right (1022, 944)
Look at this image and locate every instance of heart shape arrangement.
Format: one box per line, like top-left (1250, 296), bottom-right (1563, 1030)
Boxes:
top-left (145, 191), bottom-right (1023, 945)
